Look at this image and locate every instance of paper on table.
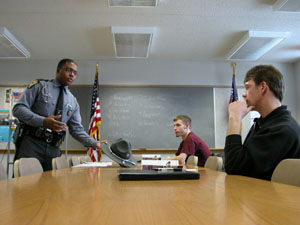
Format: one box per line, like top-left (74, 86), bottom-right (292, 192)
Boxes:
top-left (141, 160), bottom-right (178, 166)
top-left (141, 159), bottom-right (179, 170)
top-left (72, 162), bottom-right (113, 168)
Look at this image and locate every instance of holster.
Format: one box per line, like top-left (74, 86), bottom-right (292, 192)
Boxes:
top-left (45, 129), bottom-right (66, 147)
top-left (13, 121), bottom-right (25, 147)
top-left (14, 121), bottom-right (66, 147)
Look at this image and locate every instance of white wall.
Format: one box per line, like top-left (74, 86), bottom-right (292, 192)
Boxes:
top-left (0, 59), bottom-right (299, 148)
top-left (0, 59), bottom-right (298, 116)
top-left (0, 59), bottom-right (295, 86)
top-left (295, 61), bottom-right (300, 122)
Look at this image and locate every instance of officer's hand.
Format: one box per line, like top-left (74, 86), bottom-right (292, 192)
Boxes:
top-left (96, 140), bottom-right (108, 150)
top-left (100, 140), bottom-right (108, 144)
top-left (43, 115), bottom-right (66, 132)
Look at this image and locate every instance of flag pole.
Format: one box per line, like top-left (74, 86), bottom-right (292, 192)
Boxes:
top-left (95, 63), bottom-right (101, 161)
top-left (229, 62), bottom-right (238, 103)
top-left (231, 62), bottom-right (237, 95)
top-left (230, 62), bottom-right (242, 129)
top-left (87, 63), bottom-right (102, 162)
top-left (231, 62), bottom-right (237, 93)
top-left (96, 64), bottom-right (99, 93)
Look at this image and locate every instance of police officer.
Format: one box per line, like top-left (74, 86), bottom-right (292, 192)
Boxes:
top-left (13, 59), bottom-right (106, 171)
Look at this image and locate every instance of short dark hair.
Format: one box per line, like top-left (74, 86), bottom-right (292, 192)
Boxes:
top-left (57, 58), bottom-right (78, 71)
top-left (173, 115), bottom-right (192, 127)
top-left (244, 65), bottom-right (285, 102)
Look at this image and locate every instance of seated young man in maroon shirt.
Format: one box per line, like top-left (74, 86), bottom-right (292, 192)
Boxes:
top-left (166, 115), bottom-right (211, 166)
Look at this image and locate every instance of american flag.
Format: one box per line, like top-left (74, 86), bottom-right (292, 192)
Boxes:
top-left (87, 65), bottom-right (102, 162)
top-left (229, 62), bottom-right (238, 103)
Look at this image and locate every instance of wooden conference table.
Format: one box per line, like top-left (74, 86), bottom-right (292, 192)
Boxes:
top-left (1, 165), bottom-right (300, 225)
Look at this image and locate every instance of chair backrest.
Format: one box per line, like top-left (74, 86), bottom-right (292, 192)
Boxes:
top-left (80, 156), bottom-right (87, 164)
top-left (14, 158), bottom-right (43, 177)
top-left (85, 156), bottom-right (93, 162)
top-left (79, 155), bottom-right (93, 164)
top-left (70, 156), bottom-right (80, 166)
top-left (204, 156), bottom-right (223, 171)
top-left (271, 159), bottom-right (300, 187)
top-left (0, 162), bottom-right (7, 180)
top-left (52, 157), bottom-right (70, 170)
top-left (186, 155), bottom-right (198, 165)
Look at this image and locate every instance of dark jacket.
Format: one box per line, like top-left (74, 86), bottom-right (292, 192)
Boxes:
top-left (225, 106), bottom-right (300, 180)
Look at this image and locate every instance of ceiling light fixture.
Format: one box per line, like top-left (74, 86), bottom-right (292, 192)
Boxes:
top-left (273, 0), bottom-right (300, 12)
top-left (226, 30), bottom-right (289, 61)
top-left (0, 27), bottom-right (30, 59)
top-left (108, 0), bottom-right (159, 7)
top-left (111, 26), bottom-right (156, 58)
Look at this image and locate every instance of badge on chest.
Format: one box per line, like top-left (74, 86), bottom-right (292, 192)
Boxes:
top-left (67, 104), bottom-right (73, 116)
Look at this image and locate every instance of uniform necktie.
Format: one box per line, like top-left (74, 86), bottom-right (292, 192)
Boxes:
top-left (55, 85), bottom-right (64, 121)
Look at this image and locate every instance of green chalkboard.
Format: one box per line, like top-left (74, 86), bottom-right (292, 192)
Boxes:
top-left (66, 87), bottom-right (215, 149)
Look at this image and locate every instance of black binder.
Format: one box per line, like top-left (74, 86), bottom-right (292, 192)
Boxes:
top-left (118, 169), bottom-right (200, 181)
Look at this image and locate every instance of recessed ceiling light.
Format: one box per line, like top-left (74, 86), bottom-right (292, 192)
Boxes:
top-left (108, 0), bottom-right (159, 7)
top-left (273, 0), bottom-right (300, 12)
top-left (226, 30), bottom-right (289, 61)
top-left (0, 27), bottom-right (30, 59)
top-left (111, 26), bottom-right (156, 58)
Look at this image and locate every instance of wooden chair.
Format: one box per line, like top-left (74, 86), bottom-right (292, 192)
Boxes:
top-left (52, 157), bottom-right (70, 170)
top-left (204, 156), bottom-right (223, 171)
top-left (271, 159), bottom-right (300, 187)
top-left (186, 155), bottom-right (198, 165)
top-left (13, 158), bottom-right (43, 177)
top-left (0, 162), bottom-right (7, 180)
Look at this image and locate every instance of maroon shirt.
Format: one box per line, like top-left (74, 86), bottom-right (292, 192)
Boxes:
top-left (175, 132), bottom-right (211, 166)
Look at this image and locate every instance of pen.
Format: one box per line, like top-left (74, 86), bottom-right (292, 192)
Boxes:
top-left (154, 168), bottom-right (183, 172)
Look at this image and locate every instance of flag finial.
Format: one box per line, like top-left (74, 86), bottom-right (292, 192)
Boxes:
top-left (95, 64), bottom-right (99, 78)
top-left (231, 62), bottom-right (236, 75)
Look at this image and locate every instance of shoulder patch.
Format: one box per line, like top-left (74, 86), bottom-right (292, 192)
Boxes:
top-left (27, 80), bottom-right (39, 89)
top-left (27, 79), bottom-right (49, 89)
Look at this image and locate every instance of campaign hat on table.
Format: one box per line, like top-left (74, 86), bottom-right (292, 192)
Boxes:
top-left (101, 138), bottom-right (137, 168)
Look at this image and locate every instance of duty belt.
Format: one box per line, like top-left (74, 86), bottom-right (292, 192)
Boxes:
top-left (23, 124), bottom-right (66, 147)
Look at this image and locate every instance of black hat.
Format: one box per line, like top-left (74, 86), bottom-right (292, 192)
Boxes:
top-left (101, 139), bottom-right (137, 167)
